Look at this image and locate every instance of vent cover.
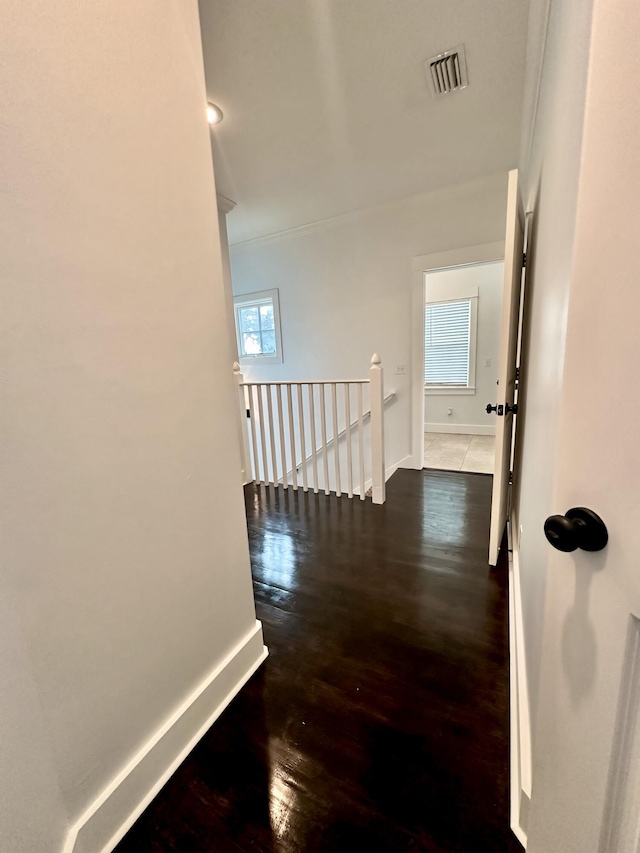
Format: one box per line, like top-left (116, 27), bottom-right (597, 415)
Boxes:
top-left (425, 45), bottom-right (468, 96)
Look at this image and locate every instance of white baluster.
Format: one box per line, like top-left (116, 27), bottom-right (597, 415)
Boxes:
top-left (331, 382), bottom-right (341, 497)
top-left (233, 363), bottom-right (252, 485)
top-left (320, 384), bottom-right (330, 495)
top-left (266, 384), bottom-right (278, 487)
top-left (286, 384), bottom-right (298, 490)
top-left (357, 383), bottom-right (365, 500)
top-left (256, 385), bottom-right (269, 484)
top-left (247, 384), bottom-right (260, 483)
top-left (277, 384), bottom-right (288, 489)
top-left (308, 384), bottom-right (319, 493)
top-left (370, 354), bottom-right (386, 504)
top-left (344, 383), bottom-right (353, 498)
top-left (297, 384), bottom-right (308, 492)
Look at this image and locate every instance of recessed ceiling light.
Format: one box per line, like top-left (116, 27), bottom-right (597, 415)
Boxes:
top-left (206, 103), bottom-right (223, 125)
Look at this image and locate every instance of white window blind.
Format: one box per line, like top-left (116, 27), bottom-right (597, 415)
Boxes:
top-left (424, 299), bottom-right (471, 386)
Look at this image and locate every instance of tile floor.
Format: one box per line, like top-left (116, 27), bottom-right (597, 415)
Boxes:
top-left (424, 432), bottom-right (495, 474)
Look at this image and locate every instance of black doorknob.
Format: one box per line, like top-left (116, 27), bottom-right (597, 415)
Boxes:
top-left (486, 404), bottom-right (504, 415)
top-left (505, 402), bottom-right (518, 415)
top-left (544, 507), bottom-right (608, 552)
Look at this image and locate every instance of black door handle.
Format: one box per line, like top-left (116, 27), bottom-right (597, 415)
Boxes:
top-left (505, 402), bottom-right (518, 415)
top-left (544, 507), bottom-right (608, 552)
top-left (486, 404), bottom-right (504, 415)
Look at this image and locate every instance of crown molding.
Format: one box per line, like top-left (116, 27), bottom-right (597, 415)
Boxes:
top-left (217, 194), bottom-right (236, 214)
top-left (228, 173), bottom-right (507, 252)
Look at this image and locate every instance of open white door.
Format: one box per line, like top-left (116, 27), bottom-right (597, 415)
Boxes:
top-left (488, 170), bottom-right (524, 566)
top-left (525, 0), bottom-right (640, 847)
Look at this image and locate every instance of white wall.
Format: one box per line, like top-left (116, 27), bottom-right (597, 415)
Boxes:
top-left (0, 3), bottom-right (262, 851)
top-left (230, 174), bottom-right (509, 471)
top-left (513, 0), bottom-right (594, 771)
top-left (424, 261), bottom-right (503, 434)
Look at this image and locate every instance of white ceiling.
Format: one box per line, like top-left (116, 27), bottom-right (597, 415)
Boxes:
top-left (199, 0), bottom-right (529, 244)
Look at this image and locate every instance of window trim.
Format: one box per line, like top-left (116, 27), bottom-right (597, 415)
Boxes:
top-left (423, 278), bottom-right (479, 395)
top-left (233, 288), bottom-right (283, 365)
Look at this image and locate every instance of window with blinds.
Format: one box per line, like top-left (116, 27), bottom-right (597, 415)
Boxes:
top-left (424, 299), bottom-right (471, 386)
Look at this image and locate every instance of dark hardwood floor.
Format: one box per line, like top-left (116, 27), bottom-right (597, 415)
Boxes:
top-left (115, 469), bottom-right (521, 853)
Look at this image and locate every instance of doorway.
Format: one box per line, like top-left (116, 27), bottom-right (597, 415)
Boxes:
top-left (423, 259), bottom-right (504, 474)
top-left (410, 243), bottom-right (505, 475)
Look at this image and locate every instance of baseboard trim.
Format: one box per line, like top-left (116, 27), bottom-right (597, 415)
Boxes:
top-left (425, 422), bottom-right (496, 436)
top-left (403, 453), bottom-right (426, 471)
top-left (65, 621), bottom-right (268, 853)
top-left (396, 455), bottom-right (415, 471)
top-left (508, 517), bottom-right (532, 848)
top-left (353, 455), bottom-right (412, 497)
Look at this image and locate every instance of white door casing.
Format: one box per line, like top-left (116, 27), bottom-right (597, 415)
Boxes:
top-left (489, 169), bottom-right (525, 566)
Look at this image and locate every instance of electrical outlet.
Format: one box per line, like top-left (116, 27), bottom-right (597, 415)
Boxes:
top-left (447, 407), bottom-right (453, 416)
top-left (395, 364), bottom-right (407, 375)
top-left (484, 358), bottom-right (492, 368)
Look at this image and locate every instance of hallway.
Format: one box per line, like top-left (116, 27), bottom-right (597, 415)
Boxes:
top-left (116, 471), bottom-right (520, 852)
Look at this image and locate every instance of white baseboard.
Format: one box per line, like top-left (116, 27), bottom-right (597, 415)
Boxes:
top-left (402, 452), bottom-right (426, 471)
top-left (508, 517), bottom-right (532, 848)
top-left (353, 455), bottom-right (412, 497)
top-left (425, 422), bottom-right (496, 436)
top-left (65, 621), bottom-right (268, 853)
top-left (396, 455), bottom-right (415, 471)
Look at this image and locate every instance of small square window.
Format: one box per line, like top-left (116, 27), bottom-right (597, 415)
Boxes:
top-left (234, 289), bottom-right (283, 364)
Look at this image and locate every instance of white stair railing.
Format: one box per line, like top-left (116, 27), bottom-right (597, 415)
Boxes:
top-left (233, 355), bottom-right (387, 504)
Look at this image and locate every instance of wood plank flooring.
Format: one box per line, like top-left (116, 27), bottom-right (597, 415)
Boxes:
top-left (115, 469), bottom-right (521, 853)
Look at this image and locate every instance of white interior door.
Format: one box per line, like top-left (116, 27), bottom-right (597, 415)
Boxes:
top-left (488, 169), bottom-right (524, 566)
top-left (527, 0), bottom-right (640, 846)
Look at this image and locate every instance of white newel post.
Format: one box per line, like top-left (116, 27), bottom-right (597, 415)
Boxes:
top-left (369, 353), bottom-right (386, 504)
top-left (233, 363), bottom-right (252, 485)
top-left (217, 194), bottom-right (238, 364)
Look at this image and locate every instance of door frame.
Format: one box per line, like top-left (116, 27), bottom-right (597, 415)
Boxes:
top-left (409, 241), bottom-right (505, 470)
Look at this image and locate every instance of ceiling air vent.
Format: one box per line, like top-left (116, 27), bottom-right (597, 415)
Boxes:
top-left (425, 45), bottom-right (468, 96)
